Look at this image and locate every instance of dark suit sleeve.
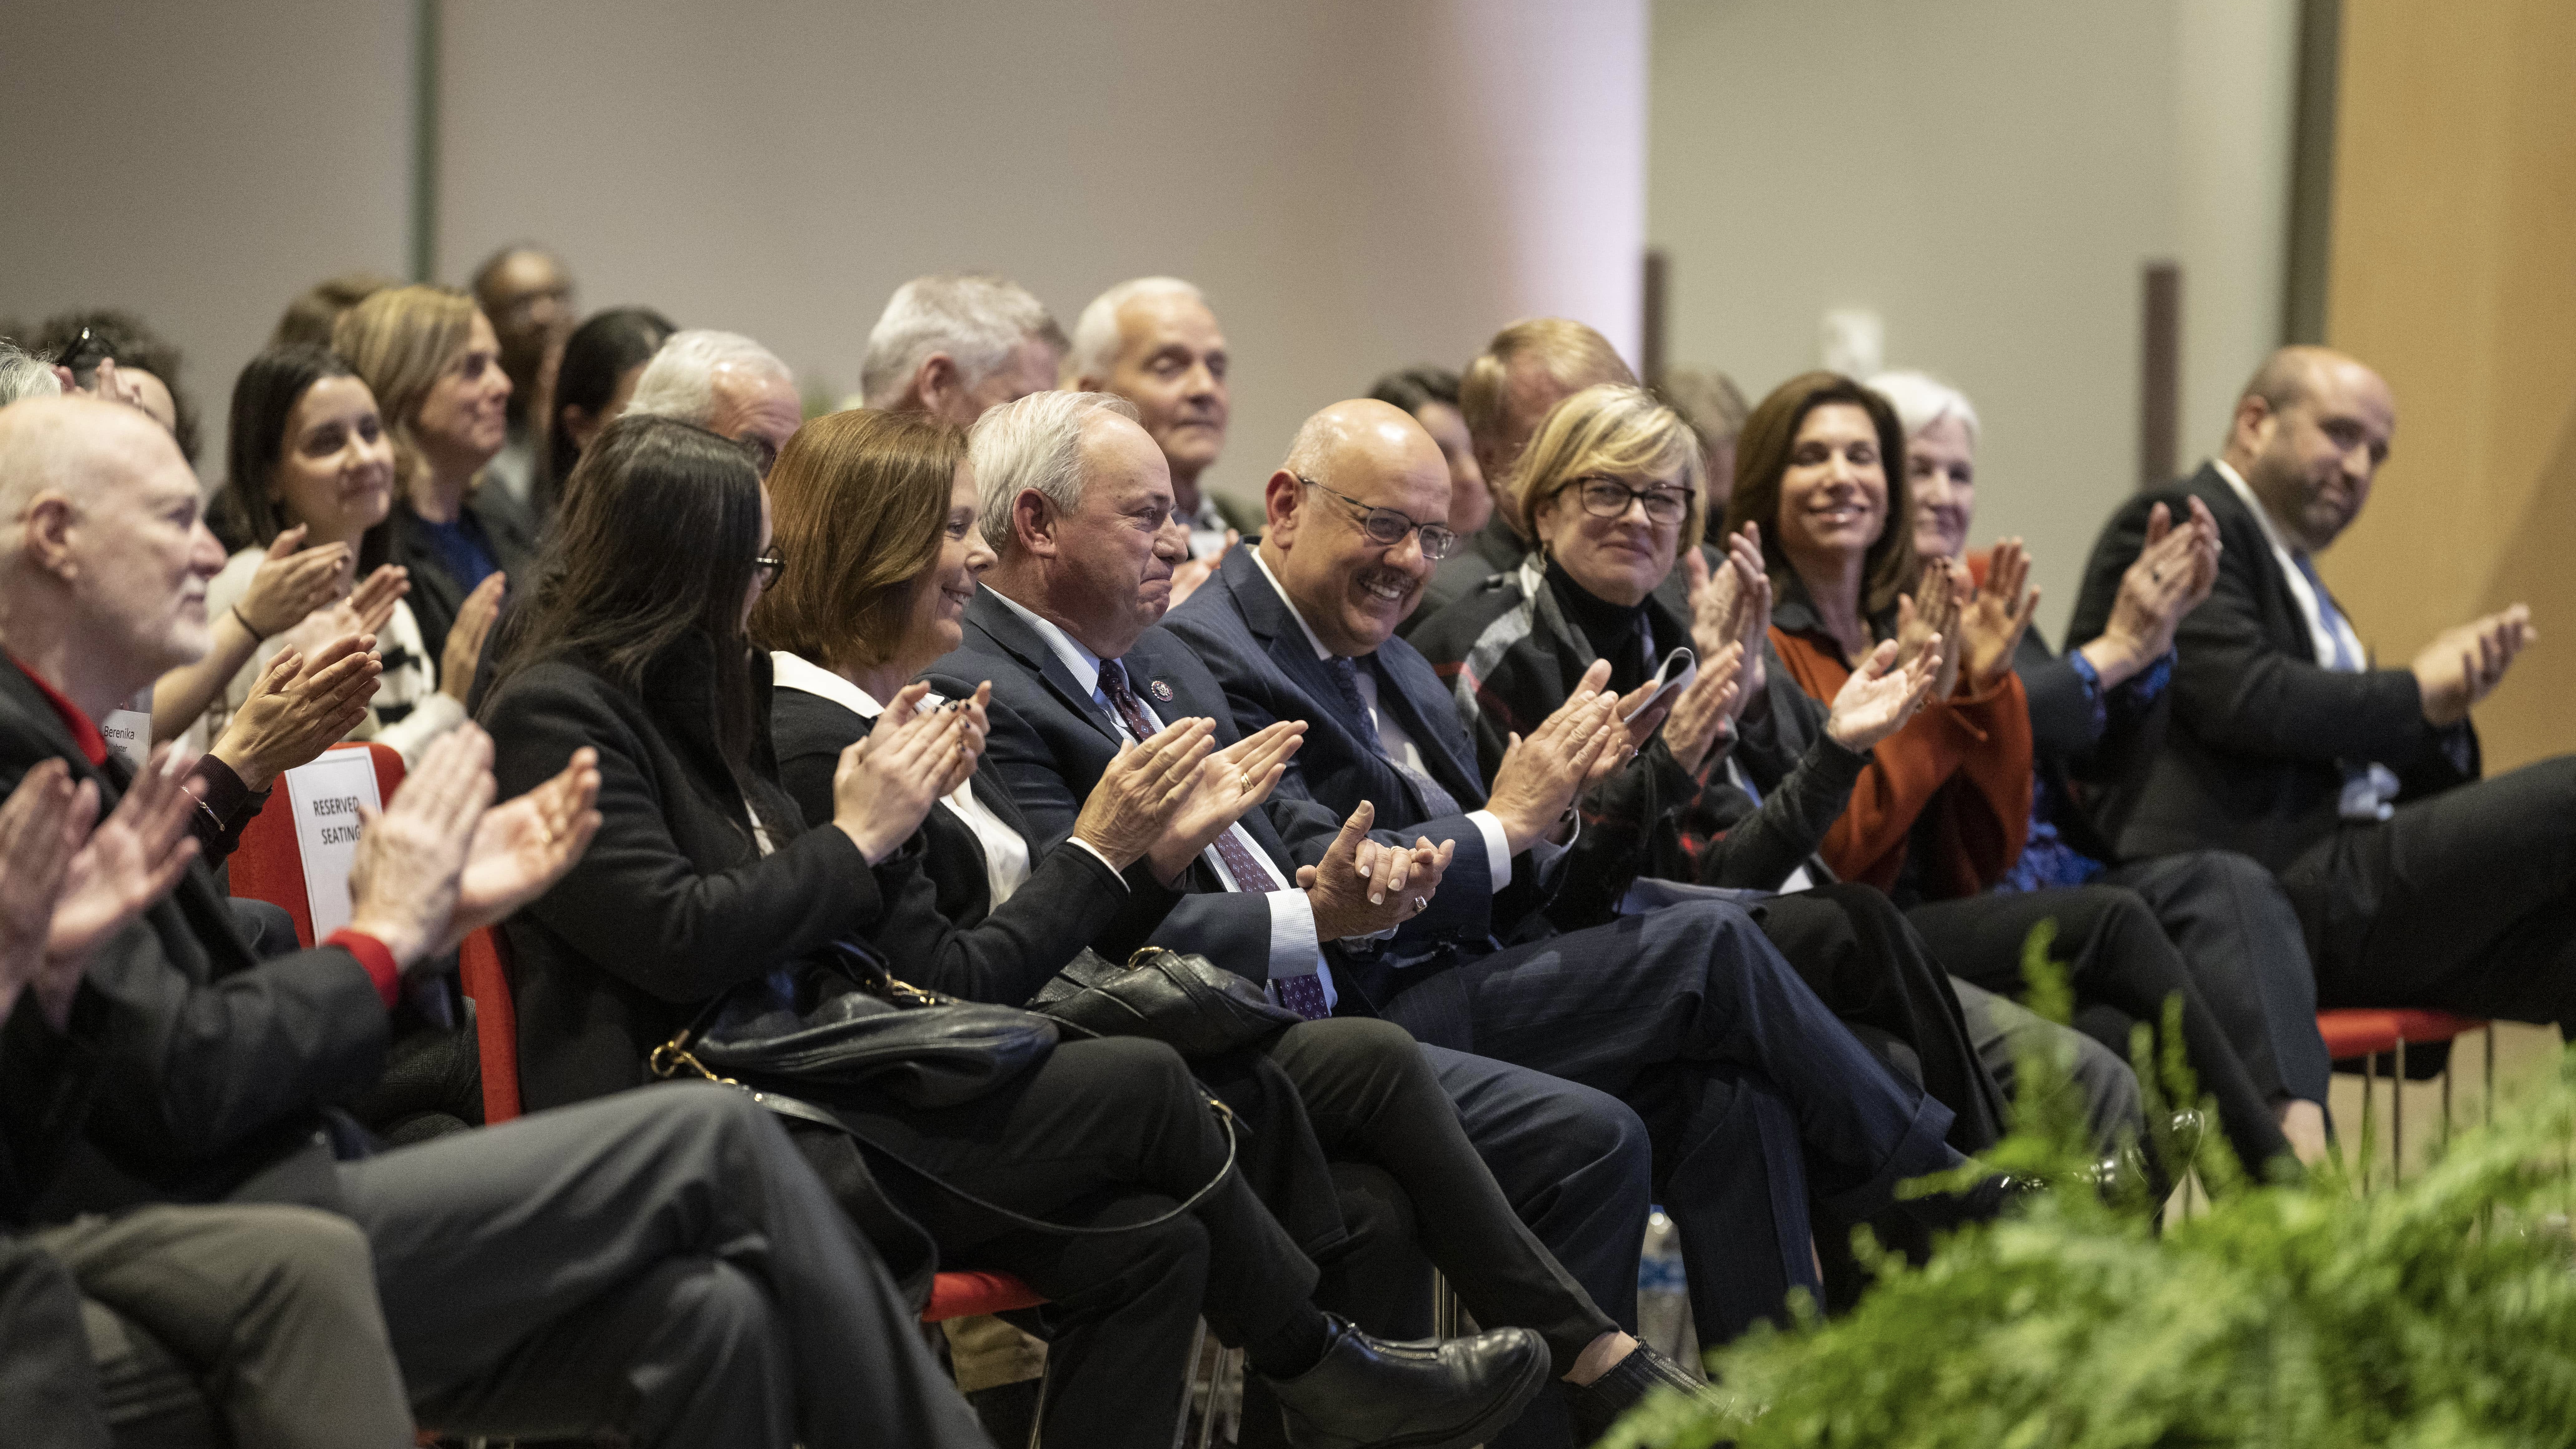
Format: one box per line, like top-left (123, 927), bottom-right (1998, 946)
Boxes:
top-left (936, 672), bottom-right (1290, 984)
top-left (867, 839), bottom-right (1175, 1005)
top-left (1693, 734), bottom-right (1872, 890)
top-left (2017, 648), bottom-right (2103, 764)
top-left (490, 669), bottom-right (884, 1005)
top-left (0, 990), bottom-right (105, 1220)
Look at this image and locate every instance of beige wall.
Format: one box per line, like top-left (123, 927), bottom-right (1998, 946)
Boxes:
top-left (434, 0), bottom-right (1647, 515)
top-left (2318, 0), bottom-right (2576, 778)
top-left (1649, 0), bottom-right (2297, 638)
top-left (0, 1), bottom-right (414, 477)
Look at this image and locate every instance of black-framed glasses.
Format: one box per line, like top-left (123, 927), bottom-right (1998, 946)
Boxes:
top-left (753, 547), bottom-right (787, 589)
top-left (1560, 475), bottom-right (1693, 525)
top-left (1297, 477), bottom-right (1458, 560)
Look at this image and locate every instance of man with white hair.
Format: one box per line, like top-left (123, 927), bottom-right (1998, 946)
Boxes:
top-left (1070, 276), bottom-right (1260, 560)
top-left (625, 328), bottom-right (803, 475)
top-left (0, 394), bottom-right (994, 1447)
top-left (860, 273), bottom-right (1064, 425)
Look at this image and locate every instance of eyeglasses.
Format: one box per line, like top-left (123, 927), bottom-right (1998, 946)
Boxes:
top-left (1559, 475), bottom-right (1694, 526)
top-left (753, 547), bottom-right (787, 589)
top-left (1297, 478), bottom-right (1458, 560)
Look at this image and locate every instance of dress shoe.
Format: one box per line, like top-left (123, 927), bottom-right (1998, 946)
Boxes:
top-left (1266, 1314), bottom-right (1550, 1449)
top-left (1569, 1342), bottom-right (1733, 1445)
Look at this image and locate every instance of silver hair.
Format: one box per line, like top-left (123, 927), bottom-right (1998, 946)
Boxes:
top-left (625, 329), bottom-right (793, 428)
top-left (969, 390), bottom-right (1140, 553)
top-left (1866, 369), bottom-right (1980, 447)
top-left (859, 274), bottom-right (1059, 409)
top-left (1067, 277), bottom-right (1206, 385)
top-left (0, 339), bottom-right (64, 407)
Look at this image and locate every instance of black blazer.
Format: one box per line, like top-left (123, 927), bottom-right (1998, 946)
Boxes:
top-left (768, 674), bottom-right (1179, 1006)
top-left (2066, 463), bottom-right (2476, 871)
top-left (0, 664), bottom-right (387, 1224)
top-left (376, 493), bottom-right (537, 667)
top-left (922, 588), bottom-right (1497, 1013)
top-left (482, 639), bottom-right (889, 1112)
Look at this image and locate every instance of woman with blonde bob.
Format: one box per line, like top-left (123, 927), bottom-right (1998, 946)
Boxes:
top-left (333, 283), bottom-right (527, 670)
top-left (758, 406), bottom-right (1724, 1449)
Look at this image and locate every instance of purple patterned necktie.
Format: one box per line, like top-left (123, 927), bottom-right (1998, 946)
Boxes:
top-left (1097, 659), bottom-right (1329, 1019)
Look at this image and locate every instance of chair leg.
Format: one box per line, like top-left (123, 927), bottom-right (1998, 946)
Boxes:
top-left (1172, 1317), bottom-right (1208, 1449)
top-left (1433, 1268), bottom-right (1463, 1339)
top-left (2486, 1027), bottom-right (2497, 1128)
top-left (2394, 1036), bottom-right (2408, 1184)
top-left (2359, 1050), bottom-right (2377, 1194)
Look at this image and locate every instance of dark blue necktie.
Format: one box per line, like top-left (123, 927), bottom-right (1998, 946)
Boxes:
top-left (1326, 655), bottom-right (1462, 820)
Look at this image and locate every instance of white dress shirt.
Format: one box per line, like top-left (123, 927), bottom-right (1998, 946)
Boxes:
top-left (987, 591), bottom-right (1333, 1007)
top-left (1183, 492), bottom-right (1233, 562)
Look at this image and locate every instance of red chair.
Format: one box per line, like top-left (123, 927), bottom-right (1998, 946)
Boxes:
top-left (227, 741), bottom-right (405, 949)
top-left (2317, 1007), bottom-right (2492, 1186)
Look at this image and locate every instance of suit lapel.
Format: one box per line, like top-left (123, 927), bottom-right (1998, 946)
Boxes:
top-left (1365, 643), bottom-right (1488, 806)
top-left (964, 590), bottom-right (1120, 746)
top-left (2189, 465), bottom-right (2313, 656)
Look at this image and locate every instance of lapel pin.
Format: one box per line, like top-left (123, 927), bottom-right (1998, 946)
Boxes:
top-left (1150, 679), bottom-right (1175, 702)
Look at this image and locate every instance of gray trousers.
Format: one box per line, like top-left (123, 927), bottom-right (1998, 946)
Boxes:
top-left (1950, 977), bottom-right (2144, 1155)
top-left (30, 1203), bottom-right (408, 1448)
top-left (341, 1081), bottom-right (992, 1449)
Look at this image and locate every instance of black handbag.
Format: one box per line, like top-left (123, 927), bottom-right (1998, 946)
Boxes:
top-left (653, 940), bottom-right (1237, 1237)
top-left (1029, 946), bottom-right (1304, 1057)
top-left (664, 940), bottom-right (1055, 1109)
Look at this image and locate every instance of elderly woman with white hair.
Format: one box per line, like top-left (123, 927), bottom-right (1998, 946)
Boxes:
top-left (1868, 369), bottom-right (2334, 1162)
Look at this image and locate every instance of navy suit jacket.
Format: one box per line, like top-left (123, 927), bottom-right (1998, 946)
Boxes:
top-left (2066, 462), bottom-right (2476, 870)
top-left (923, 587), bottom-right (1497, 1012)
top-left (1162, 545), bottom-right (1564, 938)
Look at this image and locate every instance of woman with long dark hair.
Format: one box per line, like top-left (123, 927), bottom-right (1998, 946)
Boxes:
top-left (480, 412), bottom-right (1554, 1449)
top-left (539, 305), bottom-right (676, 515)
top-left (1728, 369), bottom-right (2295, 1174)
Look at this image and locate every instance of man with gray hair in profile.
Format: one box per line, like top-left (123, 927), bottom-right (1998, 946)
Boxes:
top-left (1070, 277), bottom-right (1260, 580)
top-left (860, 273), bottom-right (1064, 425)
top-left (0, 339), bottom-right (62, 406)
top-left (624, 328), bottom-right (803, 475)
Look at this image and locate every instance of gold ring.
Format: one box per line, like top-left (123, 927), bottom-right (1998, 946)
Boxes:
top-left (1238, 771), bottom-right (1254, 795)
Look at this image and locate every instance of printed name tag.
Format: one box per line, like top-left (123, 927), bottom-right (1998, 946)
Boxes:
top-left (100, 690), bottom-right (152, 770)
top-left (284, 749), bottom-right (383, 937)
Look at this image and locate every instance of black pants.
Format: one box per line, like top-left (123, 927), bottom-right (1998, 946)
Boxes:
top-left (1906, 886), bottom-right (2296, 1174)
top-left (1384, 898), bottom-right (1959, 1342)
top-left (1, 1234), bottom-right (110, 1449)
top-left (2281, 756), bottom-right (2576, 1032)
top-left (2099, 850), bottom-right (2331, 1106)
top-left (342, 1082), bottom-right (987, 1448)
top-left (826, 1035), bottom-right (1320, 1447)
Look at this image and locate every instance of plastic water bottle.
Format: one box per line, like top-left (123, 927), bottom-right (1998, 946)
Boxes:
top-left (1637, 1207), bottom-right (1699, 1373)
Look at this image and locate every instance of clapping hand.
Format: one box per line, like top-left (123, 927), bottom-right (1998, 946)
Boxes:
top-left (1484, 660), bottom-right (1620, 852)
top-left (44, 746), bottom-right (204, 1017)
top-left (1300, 801), bottom-right (1455, 939)
top-left (1146, 720), bottom-right (1305, 885)
top-left (829, 683), bottom-right (975, 864)
top-left (1072, 716), bottom-right (1222, 871)
top-left (1685, 523), bottom-right (1772, 715)
top-left (236, 526), bottom-right (355, 642)
top-left (1895, 559), bottom-right (1964, 699)
top-left (446, 741), bottom-right (603, 950)
top-left (0, 762), bottom-right (78, 1027)
top-left (346, 726), bottom-right (492, 972)
top-left (209, 634), bottom-right (383, 789)
top-left (1957, 539), bottom-right (2042, 692)
top-left (282, 565), bottom-right (409, 657)
top-left (2413, 604), bottom-right (2537, 728)
top-left (2080, 499), bottom-right (2221, 687)
top-left (439, 573), bottom-right (509, 705)
top-left (1824, 637), bottom-right (1943, 753)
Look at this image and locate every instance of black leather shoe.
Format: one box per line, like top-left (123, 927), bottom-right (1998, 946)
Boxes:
top-left (1266, 1315), bottom-right (1550, 1449)
top-left (1569, 1342), bottom-right (1732, 1445)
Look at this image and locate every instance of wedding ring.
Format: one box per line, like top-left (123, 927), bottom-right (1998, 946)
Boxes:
top-left (1409, 896), bottom-right (1428, 914)
top-left (1237, 770), bottom-right (1254, 795)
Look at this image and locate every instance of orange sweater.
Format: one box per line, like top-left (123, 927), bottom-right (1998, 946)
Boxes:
top-left (1768, 624), bottom-right (2034, 898)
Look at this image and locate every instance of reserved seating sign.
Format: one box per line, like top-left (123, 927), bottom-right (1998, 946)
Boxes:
top-left (284, 748), bottom-right (383, 937)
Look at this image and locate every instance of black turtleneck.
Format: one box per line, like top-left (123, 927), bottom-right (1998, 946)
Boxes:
top-left (1544, 556), bottom-right (1657, 692)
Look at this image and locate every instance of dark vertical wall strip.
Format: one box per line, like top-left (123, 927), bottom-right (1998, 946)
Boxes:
top-left (1640, 248), bottom-right (1670, 386)
top-left (2140, 261), bottom-right (2182, 489)
top-left (409, 0), bottom-right (442, 284)
top-left (2283, 0), bottom-right (2342, 344)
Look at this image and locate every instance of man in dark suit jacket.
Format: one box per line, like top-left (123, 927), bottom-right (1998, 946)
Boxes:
top-left (0, 397), bottom-right (991, 1447)
top-left (931, 392), bottom-right (1993, 1364)
top-left (2069, 346), bottom-right (2571, 1031)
